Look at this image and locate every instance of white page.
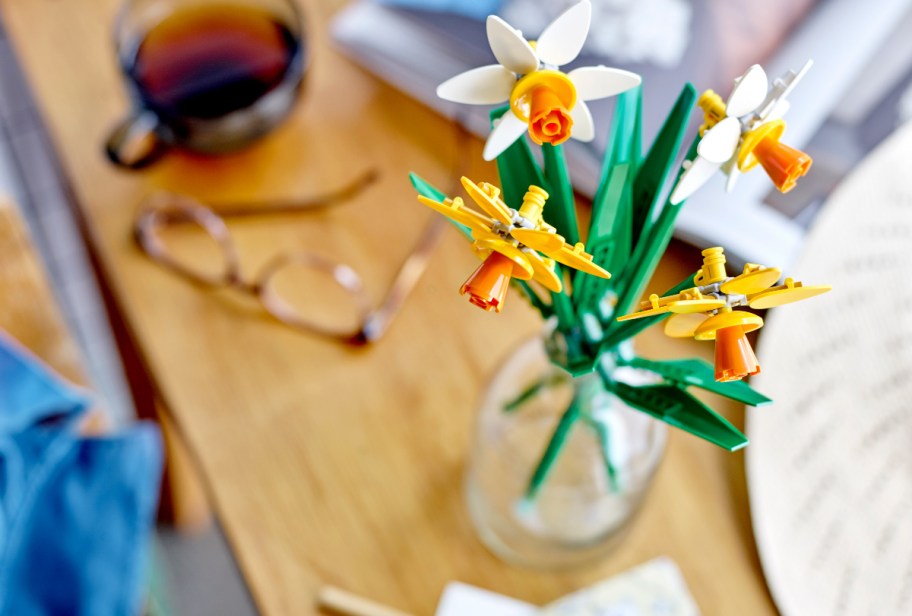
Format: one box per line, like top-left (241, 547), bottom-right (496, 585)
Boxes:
top-left (747, 122), bottom-right (912, 615)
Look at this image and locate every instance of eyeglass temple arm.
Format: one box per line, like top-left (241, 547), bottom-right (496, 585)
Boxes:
top-left (355, 216), bottom-right (448, 344)
top-left (210, 169), bottom-right (379, 219)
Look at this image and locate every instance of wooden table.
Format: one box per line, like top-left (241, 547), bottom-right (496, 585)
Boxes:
top-left (0, 1), bottom-right (777, 613)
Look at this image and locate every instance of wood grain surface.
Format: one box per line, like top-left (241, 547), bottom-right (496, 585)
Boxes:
top-left (0, 198), bottom-right (86, 384)
top-left (0, 1), bottom-right (777, 614)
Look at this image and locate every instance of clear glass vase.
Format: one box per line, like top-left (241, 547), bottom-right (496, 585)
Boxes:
top-left (465, 332), bottom-right (667, 569)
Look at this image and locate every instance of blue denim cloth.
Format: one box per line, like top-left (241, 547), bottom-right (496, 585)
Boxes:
top-left (0, 334), bottom-right (162, 616)
top-left (376, 0), bottom-right (503, 20)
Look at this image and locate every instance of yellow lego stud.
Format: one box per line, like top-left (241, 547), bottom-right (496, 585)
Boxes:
top-left (697, 89), bottom-right (726, 134)
top-left (694, 247), bottom-right (729, 285)
top-left (517, 186), bottom-right (548, 225)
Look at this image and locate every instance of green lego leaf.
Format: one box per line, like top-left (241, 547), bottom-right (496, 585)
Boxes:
top-left (609, 382), bottom-right (748, 451)
top-left (623, 356), bottom-right (773, 407)
top-left (631, 83), bottom-right (697, 248)
top-left (491, 107), bottom-right (545, 208)
top-left (594, 86), bottom-right (642, 192)
top-left (614, 138), bottom-right (700, 317)
top-left (574, 87), bottom-right (642, 313)
top-left (591, 91), bottom-right (642, 253)
top-left (409, 171), bottom-right (446, 201)
top-left (408, 172), bottom-right (472, 240)
top-left (541, 144), bottom-right (580, 246)
top-left (574, 163), bottom-right (632, 314)
top-left (582, 414), bottom-right (620, 492)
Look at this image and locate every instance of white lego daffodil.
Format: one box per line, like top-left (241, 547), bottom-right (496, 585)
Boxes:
top-left (437, 0), bottom-right (641, 161)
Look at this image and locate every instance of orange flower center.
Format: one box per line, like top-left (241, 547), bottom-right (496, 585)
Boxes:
top-left (738, 119), bottom-right (812, 193)
top-left (459, 251), bottom-right (515, 312)
top-left (527, 87), bottom-right (573, 146)
top-left (714, 325), bottom-right (761, 382)
top-left (753, 136), bottom-right (813, 193)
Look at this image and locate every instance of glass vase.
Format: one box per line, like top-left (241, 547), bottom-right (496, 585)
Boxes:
top-left (465, 332), bottom-right (667, 569)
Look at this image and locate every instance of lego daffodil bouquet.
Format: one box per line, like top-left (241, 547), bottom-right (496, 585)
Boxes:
top-left (409, 0), bottom-right (830, 502)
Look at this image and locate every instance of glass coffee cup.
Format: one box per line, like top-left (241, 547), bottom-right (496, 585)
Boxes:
top-left (107, 0), bottom-right (307, 168)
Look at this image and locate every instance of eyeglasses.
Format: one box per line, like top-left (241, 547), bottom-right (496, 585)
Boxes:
top-left (133, 170), bottom-right (448, 345)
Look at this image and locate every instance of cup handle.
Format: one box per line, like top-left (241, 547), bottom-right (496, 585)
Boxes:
top-left (105, 110), bottom-right (169, 169)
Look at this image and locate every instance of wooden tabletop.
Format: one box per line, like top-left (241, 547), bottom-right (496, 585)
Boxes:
top-left (0, 1), bottom-right (777, 613)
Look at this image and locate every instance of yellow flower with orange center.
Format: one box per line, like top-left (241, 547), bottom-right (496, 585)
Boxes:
top-left (417, 178), bottom-right (611, 313)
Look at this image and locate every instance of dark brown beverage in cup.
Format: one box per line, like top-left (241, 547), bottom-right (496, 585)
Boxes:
top-left (108, 1), bottom-right (305, 168)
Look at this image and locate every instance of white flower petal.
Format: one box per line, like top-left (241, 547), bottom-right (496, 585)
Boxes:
top-left (536, 0), bottom-right (592, 67)
top-left (568, 65), bottom-right (641, 102)
top-left (726, 64), bottom-right (768, 118)
top-left (436, 65), bottom-right (515, 105)
top-left (670, 156), bottom-right (723, 204)
top-left (569, 100), bottom-right (594, 142)
top-left (486, 15), bottom-right (538, 75)
top-left (697, 116), bottom-right (741, 164)
top-left (483, 111), bottom-right (528, 161)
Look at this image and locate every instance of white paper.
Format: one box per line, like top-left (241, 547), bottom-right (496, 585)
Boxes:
top-left (747, 122), bottom-right (912, 616)
top-left (435, 558), bottom-right (698, 616)
top-left (539, 557), bottom-right (700, 616)
top-left (435, 582), bottom-right (536, 616)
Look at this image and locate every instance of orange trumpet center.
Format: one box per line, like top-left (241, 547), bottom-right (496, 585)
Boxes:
top-left (528, 87), bottom-right (573, 146)
top-left (460, 251), bottom-right (515, 313)
top-left (753, 135), bottom-right (813, 193)
top-left (714, 325), bottom-right (761, 382)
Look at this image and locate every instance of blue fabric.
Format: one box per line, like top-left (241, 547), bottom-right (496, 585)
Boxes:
top-left (0, 334), bottom-right (163, 616)
top-left (0, 339), bottom-right (88, 433)
top-left (375, 0), bottom-right (503, 20)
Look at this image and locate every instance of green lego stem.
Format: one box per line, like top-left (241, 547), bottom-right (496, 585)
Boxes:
top-left (502, 373), bottom-right (566, 413)
top-left (512, 279), bottom-right (553, 319)
top-left (523, 396), bottom-right (582, 501)
top-left (583, 414), bottom-right (620, 493)
top-left (614, 138), bottom-right (700, 318)
top-left (541, 144), bottom-right (580, 246)
top-left (551, 288), bottom-right (579, 332)
top-left (491, 107), bottom-right (546, 207)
